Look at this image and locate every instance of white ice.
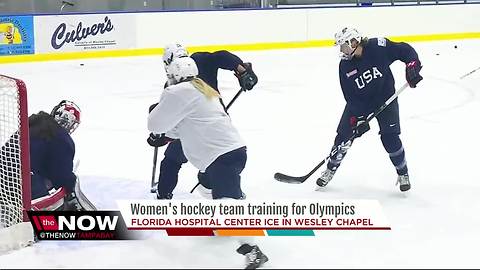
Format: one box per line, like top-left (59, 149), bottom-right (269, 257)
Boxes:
top-left (1, 39), bottom-right (480, 268)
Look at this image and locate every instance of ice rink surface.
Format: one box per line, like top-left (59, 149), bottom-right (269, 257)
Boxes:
top-left (1, 39), bottom-right (480, 268)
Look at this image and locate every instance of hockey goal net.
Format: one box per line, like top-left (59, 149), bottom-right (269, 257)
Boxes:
top-left (0, 74), bottom-right (34, 253)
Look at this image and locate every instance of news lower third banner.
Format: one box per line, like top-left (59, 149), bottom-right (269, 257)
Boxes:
top-left (28, 200), bottom-right (390, 240)
top-left (118, 199), bottom-right (391, 236)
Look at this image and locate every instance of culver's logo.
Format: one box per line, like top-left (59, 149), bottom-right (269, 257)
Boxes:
top-left (51, 16), bottom-right (114, 50)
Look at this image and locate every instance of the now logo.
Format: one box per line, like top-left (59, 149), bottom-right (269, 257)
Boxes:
top-left (58, 215), bottom-right (118, 231)
top-left (28, 211), bottom-right (132, 240)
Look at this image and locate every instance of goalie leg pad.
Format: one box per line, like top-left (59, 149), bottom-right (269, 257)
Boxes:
top-left (31, 187), bottom-right (66, 211)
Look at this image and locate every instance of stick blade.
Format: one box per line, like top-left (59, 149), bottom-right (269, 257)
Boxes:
top-left (274, 172), bottom-right (307, 184)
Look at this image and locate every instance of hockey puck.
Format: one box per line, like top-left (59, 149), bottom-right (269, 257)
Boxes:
top-left (80, 63), bottom-right (84, 66)
top-left (436, 53), bottom-right (440, 56)
top-left (454, 45), bottom-right (458, 49)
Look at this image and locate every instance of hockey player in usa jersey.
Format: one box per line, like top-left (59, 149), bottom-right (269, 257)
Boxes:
top-left (316, 27), bottom-right (423, 192)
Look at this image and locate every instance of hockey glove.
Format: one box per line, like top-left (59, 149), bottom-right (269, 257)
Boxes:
top-left (350, 115), bottom-right (370, 138)
top-left (147, 133), bottom-right (174, 147)
top-left (406, 60), bottom-right (423, 88)
top-left (235, 62), bottom-right (258, 91)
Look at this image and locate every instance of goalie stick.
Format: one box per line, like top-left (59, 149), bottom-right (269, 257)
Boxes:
top-left (72, 159), bottom-right (97, 210)
top-left (74, 177), bottom-right (97, 211)
top-left (274, 82), bottom-right (409, 184)
top-left (150, 87), bottom-right (245, 193)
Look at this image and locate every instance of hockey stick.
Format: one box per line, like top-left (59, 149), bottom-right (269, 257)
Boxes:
top-left (460, 66), bottom-right (480, 79)
top-left (189, 87), bottom-right (245, 194)
top-left (274, 82), bottom-right (410, 184)
top-left (226, 87), bottom-right (244, 111)
top-left (150, 146), bottom-right (159, 193)
top-left (190, 182), bottom-right (200, 193)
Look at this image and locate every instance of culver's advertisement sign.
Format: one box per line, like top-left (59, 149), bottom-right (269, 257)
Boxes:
top-left (34, 14), bottom-right (136, 53)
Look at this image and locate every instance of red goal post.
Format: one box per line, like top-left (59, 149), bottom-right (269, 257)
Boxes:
top-left (0, 74), bottom-right (34, 252)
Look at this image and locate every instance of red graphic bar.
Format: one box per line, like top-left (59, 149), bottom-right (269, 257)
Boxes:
top-left (165, 228), bottom-right (215, 236)
top-left (32, 215), bottom-right (43, 231)
top-left (129, 227), bottom-right (391, 231)
top-left (38, 215), bottom-right (59, 231)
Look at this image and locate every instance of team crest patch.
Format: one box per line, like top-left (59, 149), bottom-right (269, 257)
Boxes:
top-left (346, 69), bottom-right (358, 78)
top-left (378, 37), bottom-right (386, 47)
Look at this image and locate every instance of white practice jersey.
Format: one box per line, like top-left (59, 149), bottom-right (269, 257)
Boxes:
top-left (148, 81), bottom-right (245, 171)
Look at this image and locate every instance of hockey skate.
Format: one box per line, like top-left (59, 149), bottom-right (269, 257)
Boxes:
top-left (237, 244), bottom-right (269, 269)
top-left (396, 174), bottom-right (411, 192)
top-left (156, 190), bottom-right (173, 200)
top-left (316, 168), bottom-right (336, 188)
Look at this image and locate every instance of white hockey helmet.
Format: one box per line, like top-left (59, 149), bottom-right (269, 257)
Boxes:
top-left (167, 56), bottom-right (199, 83)
top-left (334, 27), bottom-right (363, 60)
top-left (163, 43), bottom-right (189, 66)
top-left (50, 100), bottom-right (81, 134)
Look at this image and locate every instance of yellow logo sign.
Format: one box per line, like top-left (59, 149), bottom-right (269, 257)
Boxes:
top-left (0, 23), bottom-right (22, 45)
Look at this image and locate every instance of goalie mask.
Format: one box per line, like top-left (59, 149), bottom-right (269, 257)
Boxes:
top-left (334, 27), bottom-right (363, 60)
top-left (51, 100), bottom-right (81, 134)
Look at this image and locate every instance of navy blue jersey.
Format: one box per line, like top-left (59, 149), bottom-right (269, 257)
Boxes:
top-left (30, 125), bottom-right (76, 192)
top-left (339, 38), bottom-right (419, 116)
top-left (191, 50), bottom-right (243, 91)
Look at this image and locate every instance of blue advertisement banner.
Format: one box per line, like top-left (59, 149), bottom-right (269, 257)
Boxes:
top-left (0, 15), bottom-right (35, 56)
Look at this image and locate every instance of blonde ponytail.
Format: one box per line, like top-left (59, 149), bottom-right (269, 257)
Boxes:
top-left (190, 78), bottom-right (220, 99)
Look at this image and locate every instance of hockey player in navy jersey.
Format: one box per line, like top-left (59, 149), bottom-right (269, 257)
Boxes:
top-left (1, 101), bottom-right (86, 211)
top-left (316, 27), bottom-right (423, 192)
top-left (147, 43), bottom-right (258, 200)
top-left (29, 102), bottom-right (80, 204)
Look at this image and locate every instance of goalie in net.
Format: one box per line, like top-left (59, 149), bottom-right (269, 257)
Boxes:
top-left (28, 100), bottom-right (95, 211)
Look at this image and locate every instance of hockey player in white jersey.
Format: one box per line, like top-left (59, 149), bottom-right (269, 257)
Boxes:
top-left (147, 43), bottom-right (258, 199)
top-left (147, 56), bottom-right (267, 269)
